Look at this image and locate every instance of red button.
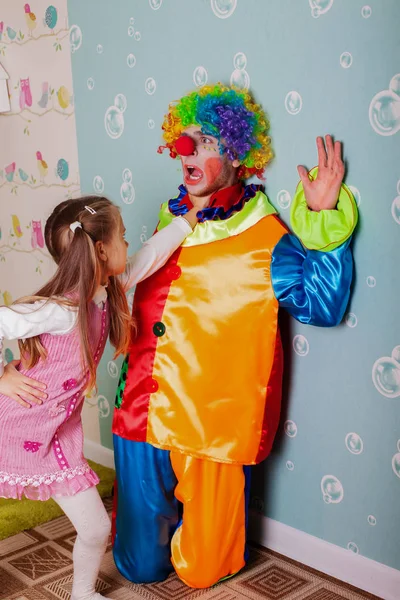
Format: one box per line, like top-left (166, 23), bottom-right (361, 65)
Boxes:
top-left (145, 378), bottom-right (159, 393)
top-left (169, 266), bottom-right (181, 280)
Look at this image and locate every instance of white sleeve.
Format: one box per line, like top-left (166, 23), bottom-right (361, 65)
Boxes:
top-left (122, 216), bottom-right (192, 290)
top-left (0, 301), bottom-right (77, 377)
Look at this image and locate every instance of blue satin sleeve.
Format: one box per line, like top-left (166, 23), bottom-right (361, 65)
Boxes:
top-left (271, 233), bottom-right (353, 327)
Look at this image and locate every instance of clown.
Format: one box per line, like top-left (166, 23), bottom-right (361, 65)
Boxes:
top-left (112, 84), bottom-right (357, 588)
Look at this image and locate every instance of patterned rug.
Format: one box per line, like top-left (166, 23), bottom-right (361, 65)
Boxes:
top-left (0, 497), bottom-right (382, 600)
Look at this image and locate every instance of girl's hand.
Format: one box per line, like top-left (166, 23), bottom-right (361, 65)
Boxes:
top-left (183, 206), bottom-right (199, 229)
top-left (0, 360), bottom-right (47, 408)
top-left (297, 135), bottom-right (345, 212)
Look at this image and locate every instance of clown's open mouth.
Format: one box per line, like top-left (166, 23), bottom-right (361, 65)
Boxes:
top-left (185, 165), bottom-right (203, 183)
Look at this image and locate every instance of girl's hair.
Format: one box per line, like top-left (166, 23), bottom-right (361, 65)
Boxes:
top-left (160, 83), bottom-right (273, 180)
top-left (16, 196), bottom-right (132, 391)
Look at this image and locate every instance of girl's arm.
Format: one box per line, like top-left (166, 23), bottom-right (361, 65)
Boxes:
top-left (0, 301), bottom-right (77, 377)
top-left (121, 210), bottom-right (197, 290)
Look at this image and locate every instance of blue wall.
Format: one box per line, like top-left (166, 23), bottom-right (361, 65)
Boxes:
top-left (68, 0), bottom-right (400, 570)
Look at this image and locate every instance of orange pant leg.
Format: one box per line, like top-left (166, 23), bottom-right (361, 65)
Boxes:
top-left (170, 452), bottom-right (246, 588)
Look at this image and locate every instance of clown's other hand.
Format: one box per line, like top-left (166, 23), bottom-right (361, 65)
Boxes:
top-left (297, 135), bottom-right (345, 212)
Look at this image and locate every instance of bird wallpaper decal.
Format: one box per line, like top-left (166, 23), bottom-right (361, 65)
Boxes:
top-left (0, 0), bottom-right (80, 283)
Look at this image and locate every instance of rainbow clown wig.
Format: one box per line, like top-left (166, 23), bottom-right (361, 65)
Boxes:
top-left (159, 83), bottom-right (273, 180)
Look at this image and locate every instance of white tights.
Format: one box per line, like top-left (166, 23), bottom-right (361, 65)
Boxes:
top-left (54, 486), bottom-right (112, 600)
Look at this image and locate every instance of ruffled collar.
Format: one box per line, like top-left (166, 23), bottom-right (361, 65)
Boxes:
top-left (168, 183), bottom-right (263, 222)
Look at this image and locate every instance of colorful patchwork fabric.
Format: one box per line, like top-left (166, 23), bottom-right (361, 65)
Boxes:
top-left (115, 355), bottom-right (129, 409)
top-left (113, 184), bottom-right (356, 465)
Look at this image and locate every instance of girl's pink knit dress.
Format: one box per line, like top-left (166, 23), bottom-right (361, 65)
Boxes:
top-left (0, 301), bottom-right (109, 501)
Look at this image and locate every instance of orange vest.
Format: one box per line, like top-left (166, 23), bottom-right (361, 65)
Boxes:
top-left (113, 193), bottom-right (287, 465)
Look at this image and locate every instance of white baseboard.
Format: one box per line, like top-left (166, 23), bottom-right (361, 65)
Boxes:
top-left (82, 440), bottom-right (398, 600)
top-left (249, 511), bottom-right (400, 600)
top-left (83, 439), bottom-right (115, 470)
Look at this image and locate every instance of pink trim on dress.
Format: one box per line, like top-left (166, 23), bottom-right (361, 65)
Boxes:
top-left (0, 463), bottom-right (99, 500)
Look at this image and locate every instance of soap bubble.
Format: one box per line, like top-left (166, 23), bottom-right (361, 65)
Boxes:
top-left (367, 515), bottom-right (376, 526)
top-left (391, 196), bottom-right (400, 224)
top-left (340, 52), bottom-right (353, 69)
top-left (230, 69), bottom-right (250, 90)
top-left (87, 78), bottom-right (94, 90)
top-left (293, 334), bottom-right (309, 356)
top-left (309, 0), bottom-right (334, 18)
top-left (120, 182), bottom-right (135, 204)
top-left (366, 276), bottom-right (376, 287)
top-left (122, 168), bottom-right (132, 183)
top-left (211, 0), bottom-right (237, 19)
top-left (347, 542), bottom-right (359, 554)
top-left (127, 54), bottom-right (136, 68)
top-left (145, 77), bottom-right (156, 95)
top-left (391, 75), bottom-right (400, 97)
top-left (284, 420), bottom-right (298, 438)
top-left (277, 190), bottom-right (291, 209)
top-left (233, 52), bottom-right (247, 70)
top-left (345, 432), bottom-right (363, 455)
top-left (345, 313), bottom-right (358, 328)
top-left (114, 94), bottom-right (127, 113)
top-left (392, 346), bottom-right (400, 363)
top-left (93, 175), bottom-right (104, 193)
top-left (96, 44), bottom-right (103, 54)
top-left (321, 475), bottom-right (344, 504)
top-left (128, 26), bottom-right (134, 37)
top-left (134, 31), bottom-right (141, 41)
top-left (107, 361), bottom-right (119, 378)
top-left (286, 461), bottom-right (294, 471)
top-left (97, 395), bottom-right (110, 418)
top-left (148, 119), bottom-right (155, 129)
top-left (392, 453), bottom-right (400, 478)
top-left (372, 357), bottom-right (400, 398)
top-left (149, 0), bottom-right (163, 9)
top-left (129, 17), bottom-right (135, 25)
top-left (104, 106), bottom-right (124, 139)
top-left (285, 91), bottom-right (302, 115)
top-left (140, 233), bottom-right (147, 244)
top-left (193, 66), bottom-right (208, 87)
top-left (361, 6), bottom-right (372, 18)
top-left (69, 25), bottom-right (82, 53)
top-left (369, 89), bottom-right (400, 136)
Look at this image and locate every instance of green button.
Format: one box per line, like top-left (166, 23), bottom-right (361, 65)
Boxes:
top-left (153, 322), bottom-right (166, 337)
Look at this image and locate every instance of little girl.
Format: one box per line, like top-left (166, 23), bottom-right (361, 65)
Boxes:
top-left (0, 195), bottom-right (197, 600)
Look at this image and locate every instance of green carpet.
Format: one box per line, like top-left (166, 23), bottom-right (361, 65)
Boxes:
top-left (0, 460), bottom-right (115, 540)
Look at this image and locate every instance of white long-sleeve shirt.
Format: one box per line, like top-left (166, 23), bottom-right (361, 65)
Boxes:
top-left (0, 216), bottom-right (192, 376)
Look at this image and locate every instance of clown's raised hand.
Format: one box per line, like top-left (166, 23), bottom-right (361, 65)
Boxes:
top-left (297, 135), bottom-right (345, 212)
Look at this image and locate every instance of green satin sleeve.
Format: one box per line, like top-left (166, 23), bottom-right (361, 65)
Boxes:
top-left (290, 167), bottom-right (358, 252)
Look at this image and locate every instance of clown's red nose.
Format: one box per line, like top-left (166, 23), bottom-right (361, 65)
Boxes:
top-left (175, 135), bottom-right (195, 156)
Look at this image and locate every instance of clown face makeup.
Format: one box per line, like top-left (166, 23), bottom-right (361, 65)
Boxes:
top-left (179, 126), bottom-right (240, 205)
